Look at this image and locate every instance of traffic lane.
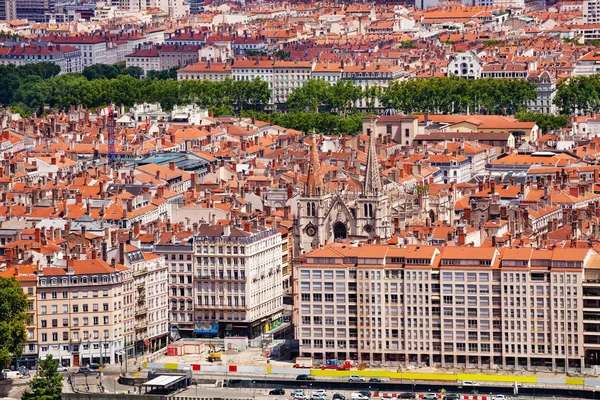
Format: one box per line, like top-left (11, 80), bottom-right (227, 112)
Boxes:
top-left (227, 379), bottom-right (595, 399)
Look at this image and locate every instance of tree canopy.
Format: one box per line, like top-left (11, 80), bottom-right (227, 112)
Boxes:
top-left (23, 355), bottom-right (63, 400)
top-left (515, 110), bottom-right (569, 133)
top-left (0, 276), bottom-right (29, 368)
top-left (286, 79), bottom-right (362, 116)
top-left (380, 77), bottom-right (537, 115)
top-left (11, 75), bottom-right (272, 114)
top-left (82, 62), bottom-right (143, 80)
top-left (554, 74), bottom-right (600, 115)
top-left (241, 111), bottom-right (364, 135)
top-left (0, 63), bottom-right (61, 105)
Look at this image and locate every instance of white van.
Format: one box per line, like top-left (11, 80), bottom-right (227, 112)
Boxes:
top-left (4, 371), bottom-right (23, 379)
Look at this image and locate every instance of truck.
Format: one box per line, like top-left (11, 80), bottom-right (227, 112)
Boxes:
top-left (321, 359), bottom-right (351, 370)
top-left (294, 357), bottom-right (313, 368)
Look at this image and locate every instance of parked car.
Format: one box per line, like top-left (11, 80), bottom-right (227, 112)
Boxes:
top-left (348, 375), bottom-right (366, 382)
top-left (77, 368), bottom-right (92, 374)
top-left (57, 366), bottom-right (69, 372)
top-left (358, 391), bottom-right (371, 398)
top-left (423, 394), bottom-right (438, 400)
top-left (268, 388), bottom-right (284, 395)
top-left (351, 394), bottom-right (369, 400)
top-left (332, 394), bottom-right (345, 400)
top-left (444, 394), bottom-right (461, 400)
top-left (368, 378), bottom-right (384, 383)
top-left (294, 395), bottom-right (309, 400)
top-left (313, 390), bottom-right (327, 396)
top-left (399, 393), bottom-right (415, 399)
top-left (462, 381), bottom-right (479, 386)
top-left (89, 364), bottom-right (102, 370)
top-left (291, 389), bottom-right (306, 396)
top-left (311, 394), bottom-right (328, 400)
top-left (297, 375), bottom-right (315, 381)
top-left (492, 396), bottom-right (507, 400)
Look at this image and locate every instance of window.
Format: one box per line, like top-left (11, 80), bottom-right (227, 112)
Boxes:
top-left (73, 305), bottom-right (79, 312)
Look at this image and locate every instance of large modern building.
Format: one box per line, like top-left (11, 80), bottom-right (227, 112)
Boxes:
top-left (294, 243), bottom-right (597, 372)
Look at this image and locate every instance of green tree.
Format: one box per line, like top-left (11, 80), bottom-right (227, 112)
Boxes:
top-left (380, 77), bottom-right (537, 115)
top-left (516, 110), bottom-right (569, 132)
top-left (0, 277), bottom-right (28, 368)
top-left (23, 355), bottom-right (63, 400)
top-left (146, 67), bottom-right (179, 80)
top-left (286, 79), bottom-right (331, 113)
top-left (122, 66), bottom-right (143, 79)
top-left (328, 80), bottom-right (362, 117)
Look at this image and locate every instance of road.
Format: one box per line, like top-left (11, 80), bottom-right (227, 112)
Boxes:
top-left (170, 385), bottom-right (593, 400)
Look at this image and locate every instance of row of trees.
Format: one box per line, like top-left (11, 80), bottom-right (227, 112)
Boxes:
top-left (380, 77), bottom-right (538, 115)
top-left (242, 111), bottom-right (364, 135)
top-left (554, 75), bottom-right (600, 115)
top-left (0, 63), bottom-right (61, 105)
top-left (286, 79), bottom-right (367, 116)
top-left (12, 75), bottom-right (271, 115)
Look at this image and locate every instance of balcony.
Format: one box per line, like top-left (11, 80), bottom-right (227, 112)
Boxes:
top-left (133, 268), bottom-right (148, 278)
top-left (135, 307), bottom-right (148, 316)
top-left (135, 321), bottom-right (148, 330)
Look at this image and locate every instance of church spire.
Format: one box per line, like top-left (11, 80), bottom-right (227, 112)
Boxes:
top-left (306, 131), bottom-right (324, 196)
top-left (364, 118), bottom-right (382, 196)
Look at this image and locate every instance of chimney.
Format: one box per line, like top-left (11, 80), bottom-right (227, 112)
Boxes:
top-left (67, 260), bottom-right (74, 275)
top-left (101, 242), bottom-right (107, 262)
top-left (169, 162), bottom-right (176, 171)
top-left (34, 228), bottom-right (41, 243)
top-left (119, 242), bottom-right (125, 265)
top-left (458, 228), bottom-right (466, 246)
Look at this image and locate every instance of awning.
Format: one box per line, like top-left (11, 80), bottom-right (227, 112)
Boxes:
top-left (271, 312), bottom-right (283, 321)
top-left (143, 375), bottom-right (185, 388)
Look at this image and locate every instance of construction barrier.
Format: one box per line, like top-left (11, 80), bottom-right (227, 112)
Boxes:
top-left (142, 362), bottom-right (592, 387)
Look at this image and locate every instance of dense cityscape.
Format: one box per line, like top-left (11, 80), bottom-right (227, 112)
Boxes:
top-left (1, 0), bottom-right (600, 398)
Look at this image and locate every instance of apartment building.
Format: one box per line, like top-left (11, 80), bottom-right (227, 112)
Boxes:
top-left (50, 36), bottom-right (107, 68)
top-left (194, 223), bottom-right (284, 338)
top-left (154, 233), bottom-right (196, 338)
top-left (295, 243), bottom-right (596, 372)
top-left (0, 44), bottom-right (82, 74)
top-left (176, 61), bottom-right (232, 81)
top-left (125, 48), bottom-right (160, 77)
top-left (120, 243), bottom-right (169, 356)
top-left (585, 0), bottom-right (600, 24)
top-left (36, 258), bottom-right (125, 367)
top-left (272, 61), bottom-right (312, 105)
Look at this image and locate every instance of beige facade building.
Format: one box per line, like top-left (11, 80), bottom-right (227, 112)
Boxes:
top-left (295, 243), bottom-right (598, 372)
top-left (120, 244), bottom-right (169, 356)
top-left (36, 258), bottom-right (126, 367)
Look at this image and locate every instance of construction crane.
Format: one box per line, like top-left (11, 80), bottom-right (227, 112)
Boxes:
top-left (106, 104), bottom-right (116, 166)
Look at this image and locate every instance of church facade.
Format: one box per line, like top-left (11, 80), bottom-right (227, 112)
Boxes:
top-left (295, 122), bottom-right (392, 255)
